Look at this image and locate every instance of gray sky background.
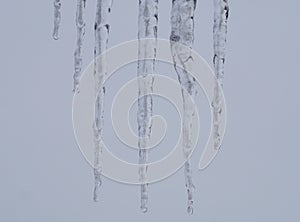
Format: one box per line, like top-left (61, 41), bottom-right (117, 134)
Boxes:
top-left (0, 0), bottom-right (300, 221)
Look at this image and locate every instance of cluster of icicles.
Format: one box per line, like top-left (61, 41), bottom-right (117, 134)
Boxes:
top-left (52, 0), bottom-right (229, 214)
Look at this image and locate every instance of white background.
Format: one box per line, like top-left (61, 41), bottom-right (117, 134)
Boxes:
top-left (0, 0), bottom-right (299, 221)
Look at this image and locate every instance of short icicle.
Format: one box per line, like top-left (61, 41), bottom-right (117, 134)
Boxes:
top-left (170, 0), bottom-right (197, 215)
top-left (212, 0), bottom-right (229, 150)
top-left (137, 0), bottom-right (158, 213)
top-left (73, 0), bottom-right (86, 93)
top-left (52, 0), bottom-right (62, 40)
top-left (93, 0), bottom-right (113, 202)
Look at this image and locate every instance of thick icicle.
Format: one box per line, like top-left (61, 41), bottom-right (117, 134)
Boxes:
top-left (137, 0), bottom-right (158, 213)
top-left (52, 0), bottom-right (62, 40)
top-left (170, 0), bottom-right (197, 215)
top-left (212, 0), bottom-right (229, 150)
top-left (73, 0), bottom-right (86, 93)
top-left (93, 0), bottom-right (113, 202)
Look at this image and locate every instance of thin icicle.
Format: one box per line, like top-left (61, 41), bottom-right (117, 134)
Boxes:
top-left (137, 0), bottom-right (158, 213)
top-left (212, 0), bottom-right (229, 150)
top-left (93, 0), bottom-right (113, 202)
top-left (73, 0), bottom-right (86, 93)
top-left (170, 0), bottom-right (197, 215)
top-left (52, 0), bottom-right (62, 40)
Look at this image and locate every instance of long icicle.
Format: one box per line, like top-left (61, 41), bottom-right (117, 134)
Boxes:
top-left (73, 0), bottom-right (86, 93)
top-left (212, 0), bottom-right (229, 150)
top-left (52, 0), bottom-right (62, 40)
top-left (93, 0), bottom-right (113, 202)
top-left (170, 0), bottom-right (197, 215)
top-left (137, 0), bottom-right (158, 213)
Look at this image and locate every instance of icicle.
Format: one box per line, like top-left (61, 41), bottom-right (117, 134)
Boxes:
top-left (212, 0), bottom-right (229, 150)
top-left (137, 0), bottom-right (158, 213)
top-left (73, 0), bottom-right (86, 93)
top-left (52, 0), bottom-right (62, 40)
top-left (93, 0), bottom-right (113, 202)
top-left (170, 0), bottom-right (197, 215)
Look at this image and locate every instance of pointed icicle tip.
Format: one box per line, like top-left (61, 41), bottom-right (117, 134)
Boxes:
top-left (187, 206), bottom-right (194, 215)
top-left (52, 33), bottom-right (59, 40)
top-left (141, 206), bottom-right (148, 213)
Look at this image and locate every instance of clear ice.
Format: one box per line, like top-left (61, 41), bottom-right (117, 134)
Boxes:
top-left (52, 0), bottom-right (62, 40)
top-left (50, 0), bottom-right (229, 213)
top-left (73, 0), bottom-right (86, 93)
top-left (93, 0), bottom-right (113, 202)
top-left (137, 0), bottom-right (158, 213)
top-left (170, 0), bottom-right (197, 215)
top-left (212, 0), bottom-right (229, 150)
